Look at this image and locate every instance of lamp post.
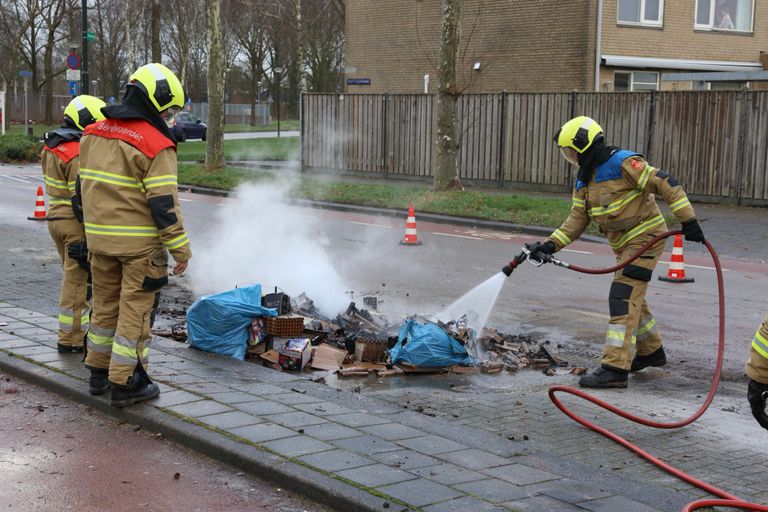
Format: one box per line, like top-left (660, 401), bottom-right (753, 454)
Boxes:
top-left (273, 66), bottom-right (283, 137)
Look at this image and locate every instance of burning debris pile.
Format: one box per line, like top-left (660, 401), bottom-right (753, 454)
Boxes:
top-left (181, 285), bottom-right (569, 377)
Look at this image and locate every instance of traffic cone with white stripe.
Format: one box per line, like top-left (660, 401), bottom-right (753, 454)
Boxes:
top-left (27, 186), bottom-right (46, 221)
top-left (658, 234), bottom-right (694, 283)
top-left (399, 206), bottom-right (422, 246)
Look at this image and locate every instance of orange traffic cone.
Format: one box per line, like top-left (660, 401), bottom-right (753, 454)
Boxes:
top-left (27, 186), bottom-right (46, 221)
top-left (658, 234), bottom-right (694, 283)
top-left (399, 206), bottom-right (422, 246)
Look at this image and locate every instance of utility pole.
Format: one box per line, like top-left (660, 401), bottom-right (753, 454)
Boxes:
top-left (81, 0), bottom-right (89, 94)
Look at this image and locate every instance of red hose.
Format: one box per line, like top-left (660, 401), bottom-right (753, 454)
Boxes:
top-left (546, 230), bottom-right (768, 512)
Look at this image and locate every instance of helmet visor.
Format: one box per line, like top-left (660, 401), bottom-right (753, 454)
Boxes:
top-left (559, 146), bottom-right (580, 166)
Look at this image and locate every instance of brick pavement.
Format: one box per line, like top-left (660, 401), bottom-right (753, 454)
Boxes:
top-left (2, 201), bottom-right (767, 510)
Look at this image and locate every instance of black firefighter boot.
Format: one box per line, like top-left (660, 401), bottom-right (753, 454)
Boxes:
top-left (88, 368), bottom-right (111, 395)
top-left (110, 364), bottom-right (159, 408)
top-left (579, 365), bottom-right (628, 389)
top-left (630, 346), bottom-right (667, 372)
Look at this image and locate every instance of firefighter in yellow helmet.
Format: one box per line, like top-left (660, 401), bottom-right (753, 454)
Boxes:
top-left (79, 63), bottom-right (191, 407)
top-left (527, 116), bottom-right (705, 388)
top-left (746, 315), bottom-right (768, 431)
top-left (42, 95), bottom-right (105, 353)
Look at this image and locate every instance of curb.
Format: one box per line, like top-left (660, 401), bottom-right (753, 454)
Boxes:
top-left (0, 351), bottom-right (392, 512)
top-left (177, 184), bottom-right (607, 244)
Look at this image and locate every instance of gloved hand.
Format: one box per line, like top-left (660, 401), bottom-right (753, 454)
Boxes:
top-left (681, 218), bottom-right (705, 243)
top-left (747, 379), bottom-right (768, 431)
top-left (526, 241), bottom-right (556, 263)
top-left (67, 240), bottom-right (90, 271)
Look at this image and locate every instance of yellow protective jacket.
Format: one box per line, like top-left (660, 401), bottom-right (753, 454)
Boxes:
top-left (79, 118), bottom-right (191, 262)
top-left (546, 150), bottom-right (696, 253)
top-left (41, 134), bottom-right (81, 220)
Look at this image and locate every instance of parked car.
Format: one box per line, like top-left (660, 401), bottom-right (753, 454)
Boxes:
top-left (169, 112), bottom-right (207, 142)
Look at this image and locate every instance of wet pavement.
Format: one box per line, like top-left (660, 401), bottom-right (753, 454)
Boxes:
top-left (0, 371), bottom-right (324, 512)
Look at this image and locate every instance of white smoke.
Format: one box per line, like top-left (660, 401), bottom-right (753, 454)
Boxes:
top-left (188, 180), bottom-right (349, 317)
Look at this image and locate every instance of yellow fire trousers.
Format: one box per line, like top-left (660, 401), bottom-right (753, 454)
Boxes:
top-left (47, 219), bottom-right (89, 348)
top-left (746, 314), bottom-right (768, 385)
top-left (602, 235), bottom-right (665, 370)
top-left (84, 248), bottom-right (167, 386)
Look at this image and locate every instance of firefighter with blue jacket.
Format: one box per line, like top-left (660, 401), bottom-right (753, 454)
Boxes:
top-left (527, 116), bottom-right (706, 389)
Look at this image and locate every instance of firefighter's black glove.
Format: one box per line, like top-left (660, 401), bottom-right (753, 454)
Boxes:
top-left (67, 240), bottom-right (90, 271)
top-left (747, 379), bottom-right (768, 431)
top-left (526, 241), bottom-right (556, 264)
top-left (681, 218), bottom-right (705, 243)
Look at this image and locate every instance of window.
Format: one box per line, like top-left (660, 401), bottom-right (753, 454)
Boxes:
top-left (695, 0), bottom-right (753, 31)
top-left (614, 71), bottom-right (659, 92)
top-left (617, 0), bottom-right (663, 26)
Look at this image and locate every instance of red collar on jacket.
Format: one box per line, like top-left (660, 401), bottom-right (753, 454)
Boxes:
top-left (42, 140), bottom-right (80, 163)
top-left (84, 118), bottom-right (176, 158)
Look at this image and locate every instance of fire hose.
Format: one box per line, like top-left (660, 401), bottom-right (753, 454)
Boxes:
top-left (504, 230), bottom-right (768, 512)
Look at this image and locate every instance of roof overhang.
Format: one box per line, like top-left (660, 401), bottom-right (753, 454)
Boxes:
top-left (662, 70), bottom-right (768, 82)
top-left (602, 55), bottom-right (762, 72)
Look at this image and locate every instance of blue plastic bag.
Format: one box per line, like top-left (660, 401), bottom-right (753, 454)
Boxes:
top-left (388, 319), bottom-right (475, 368)
top-left (187, 284), bottom-right (278, 360)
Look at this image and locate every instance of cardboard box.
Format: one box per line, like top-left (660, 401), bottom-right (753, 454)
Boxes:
top-left (276, 337), bottom-right (311, 371)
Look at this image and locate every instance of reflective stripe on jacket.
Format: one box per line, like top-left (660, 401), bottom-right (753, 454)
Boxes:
top-left (79, 118), bottom-right (191, 261)
top-left (41, 141), bottom-right (80, 220)
top-left (547, 150), bottom-right (696, 253)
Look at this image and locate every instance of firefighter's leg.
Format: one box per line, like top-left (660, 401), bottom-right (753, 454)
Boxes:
top-left (48, 219), bottom-right (89, 351)
top-left (109, 248), bottom-right (167, 407)
top-left (746, 314), bottom-right (768, 384)
top-left (85, 254), bottom-right (120, 370)
top-left (601, 238), bottom-right (663, 371)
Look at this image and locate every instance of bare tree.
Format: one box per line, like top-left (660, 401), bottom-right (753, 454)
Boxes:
top-left (205, 0), bottom-right (224, 172)
top-left (92, 0), bottom-right (129, 99)
top-left (226, 0), bottom-right (269, 125)
top-left (434, 0), bottom-right (462, 191)
top-left (39, 0), bottom-right (73, 123)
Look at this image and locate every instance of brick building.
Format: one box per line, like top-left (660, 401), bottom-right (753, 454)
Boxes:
top-left (345, 0), bottom-right (768, 93)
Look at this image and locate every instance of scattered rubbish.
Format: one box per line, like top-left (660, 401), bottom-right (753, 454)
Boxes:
top-left (389, 318), bottom-right (475, 368)
top-left (0, 322), bottom-right (8, 327)
top-left (569, 367), bottom-right (587, 375)
top-left (276, 337), bottom-right (312, 371)
top-left (259, 350), bottom-right (280, 365)
top-left (291, 388), bottom-right (307, 394)
top-left (310, 344), bottom-right (348, 371)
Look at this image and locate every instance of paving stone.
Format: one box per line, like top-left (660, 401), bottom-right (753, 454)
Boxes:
top-left (8, 345), bottom-right (56, 356)
top-left (229, 423), bottom-right (297, 443)
top-left (166, 400), bottom-right (234, 418)
top-left (28, 351), bottom-right (69, 364)
top-left (206, 391), bottom-right (262, 404)
top-left (292, 401), bottom-right (356, 416)
top-left (396, 435), bottom-right (468, 455)
top-left (158, 373), bottom-right (205, 385)
top-left (301, 423), bottom-right (363, 441)
top-left (378, 478), bottom-right (464, 507)
top-left (577, 495), bottom-right (663, 512)
top-left (482, 464), bottom-right (560, 486)
top-left (436, 449), bottom-right (510, 470)
top-left (153, 390), bottom-right (203, 408)
top-left (453, 478), bottom-right (529, 503)
top-left (410, 463), bottom-right (488, 486)
top-left (298, 449), bottom-right (375, 472)
top-left (360, 423), bottom-right (426, 441)
top-left (266, 392), bottom-right (323, 405)
top-left (332, 412), bottom-right (390, 427)
top-left (0, 337), bottom-right (39, 349)
top-left (265, 411), bottom-right (328, 428)
top-left (371, 449), bottom-right (442, 470)
top-left (502, 495), bottom-right (584, 511)
top-left (238, 383), bottom-right (287, 395)
top-left (185, 382), bottom-right (233, 395)
top-left (424, 496), bottom-right (506, 511)
top-left (263, 435), bottom-right (334, 457)
top-left (527, 479), bottom-right (614, 504)
top-left (333, 435), bottom-right (402, 455)
top-left (336, 464), bottom-right (416, 488)
top-left (199, 410), bottom-right (263, 430)
top-left (3, 326), bottom-right (51, 336)
top-left (234, 400), bottom-right (295, 416)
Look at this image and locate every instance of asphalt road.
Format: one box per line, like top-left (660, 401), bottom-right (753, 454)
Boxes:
top-left (0, 370), bottom-right (326, 512)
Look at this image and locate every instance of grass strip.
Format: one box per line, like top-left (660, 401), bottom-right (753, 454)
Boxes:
top-left (176, 137), bottom-right (299, 162)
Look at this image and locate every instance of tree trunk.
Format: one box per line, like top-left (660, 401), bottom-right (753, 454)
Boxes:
top-left (151, 0), bottom-right (161, 62)
top-left (434, 0), bottom-right (462, 191)
top-left (44, 29), bottom-right (54, 124)
top-left (205, 0), bottom-right (225, 173)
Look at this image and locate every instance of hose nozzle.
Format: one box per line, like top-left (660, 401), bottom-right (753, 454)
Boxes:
top-left (501, 250), bottom-right (527, 276)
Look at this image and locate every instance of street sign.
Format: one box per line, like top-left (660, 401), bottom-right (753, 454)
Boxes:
top-left (68, 80), bottom-right (79, 96)
top-left (19, 70), bottom-right (32, 78)
top-left (66, 53), bottom-right (81, 70)
top-left (86, 31), bottom-right (96, 42)
top-left (108, 96), bottom-right (115, 104)
top-left (346, 78), bottom-right (371, 85)
top-left (66, 69), bottom-right (81, 81)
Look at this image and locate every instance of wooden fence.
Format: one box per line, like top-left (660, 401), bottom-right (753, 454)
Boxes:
top-left (302, 91), bottom-right (768, 204)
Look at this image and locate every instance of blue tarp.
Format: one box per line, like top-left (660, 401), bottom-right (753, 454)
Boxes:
top-left (388, 319), bottom-right (475, 368)
top-left (187, 284), bottom-right (278, 360)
